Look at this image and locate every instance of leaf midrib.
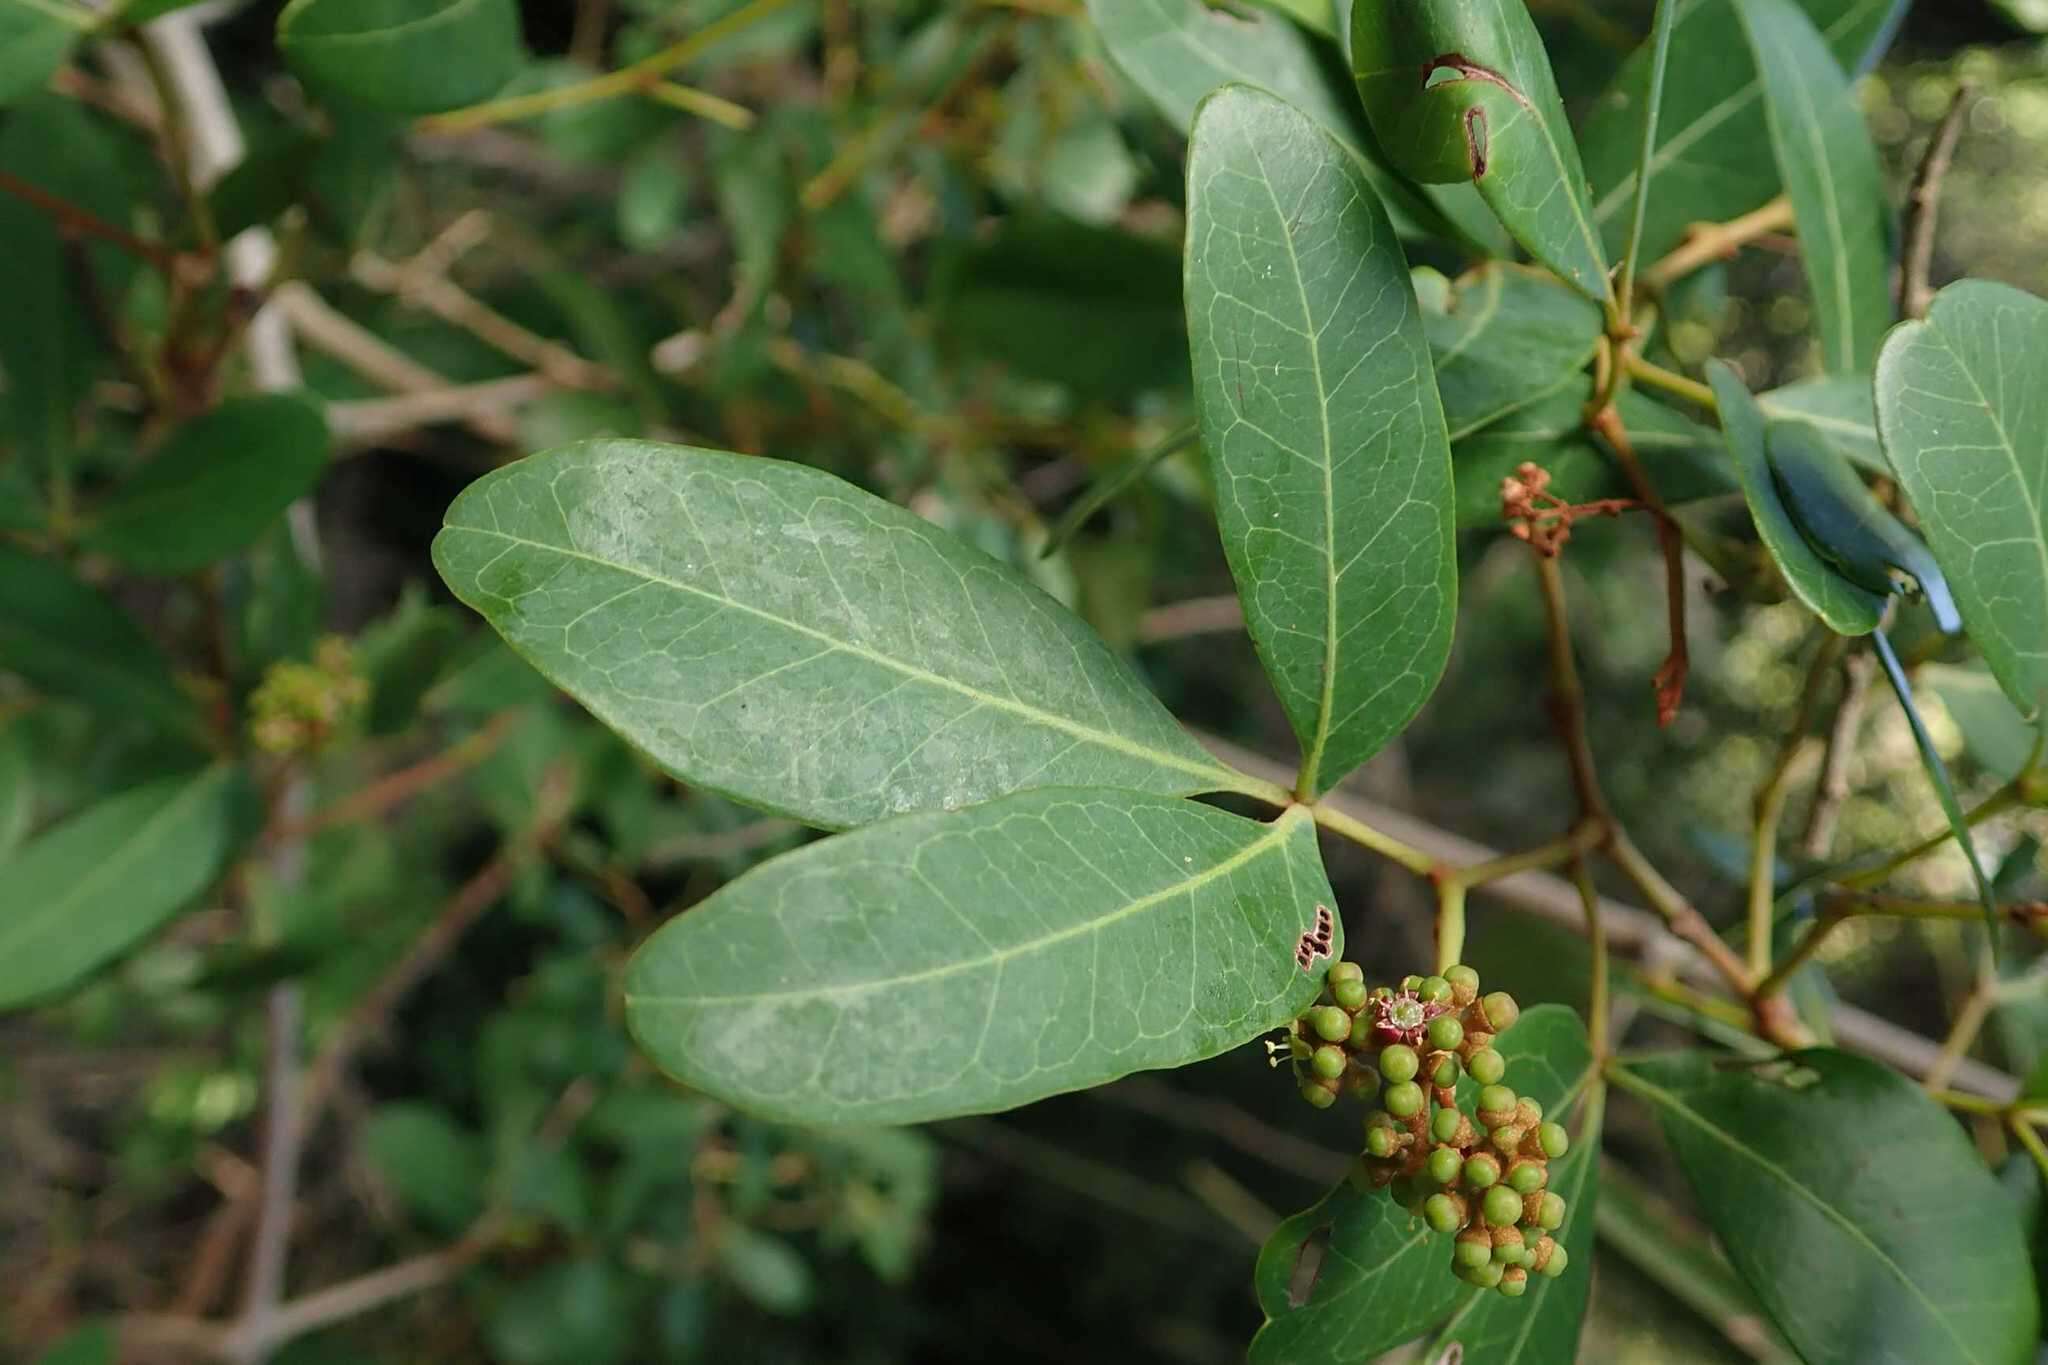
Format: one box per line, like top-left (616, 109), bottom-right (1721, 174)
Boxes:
top-left (1242, 138), bottom-right (1341, 794)
top-left (626, 807), bottom-right (1304, 1008)
top-left (440, 524), bottom-right (1243, 791)
top-left (1615, 1065), bottom-right (1989, 1364)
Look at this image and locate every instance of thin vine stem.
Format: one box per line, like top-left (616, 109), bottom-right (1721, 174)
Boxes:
top-left (1614, 0), bottom-right (1678, 322)
top-left (1311, 803), bottom-right (1440, 879)
top-left (1573, 856), bottom-right (1610, 1058)
top-left (1625, 352), bottom-right (1718, 411)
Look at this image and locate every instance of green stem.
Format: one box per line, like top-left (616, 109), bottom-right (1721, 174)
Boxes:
top-left (1310, 803), bottom-right (1439, 879)
top-left (1440, 820), bottom-right (1606, 891)
top-left (1930, 1088), bottom-right (2008, 1117)
top-left (1615, 0), bottom-right (1678, 322)
top-left (1830, 781), bottom-right (2022, 892)
top-left (1436, 880), bottom-right (1467, 975)
top-left (1572, 857), bottom-right (1610, 1059)
top-left (419, 0), bottom-right (795, 132)
top-left (1747, 746), bottom-right (1807, 980)
top-left (1625, 353), bottom-right (1718, 411)
top-left (1751, 909), bottom-right (1843, 1001)
top-left (2011, 1116), bottom-right (2048, 1184)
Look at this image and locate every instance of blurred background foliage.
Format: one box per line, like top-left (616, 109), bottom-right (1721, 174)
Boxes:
top-left (5, 1), bottom-right (2048, 1362)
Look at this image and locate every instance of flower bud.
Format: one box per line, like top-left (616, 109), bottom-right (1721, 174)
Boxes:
top-left (1331, 978), bottom-right (1368, 1010)
top-left (1538, 1122), bottom-right (1570, 1159)
top-left (1482, 991), bottom-right (1520, 1032)
top-left (1462, 1153), bottom-right (1501, 1189)
top-left (1301, 1080), bottom-right (1337, 1109)
top-left (1465, 1047), bottom-right (1506, 1087)
top-left (1427, 1145), bottom-right (1464, 1186)
top-left (1326, 961), bottom-right (1365, 987)
top-left (1311, 1045), bottom-right (1348, 1080)
top-left (1498, 1265), bottom-right (1529, 1297)
top-left (1445, 964), bottom-right (1481, 1004)
top-left (1310, 1006), bottom-right (1352, 1043)
top-left (1423, 1192), bottom-right (1464, 1233)
top-left (1418, 975), bottom-right (1452, 1003)
top-left (1379, 1044), bottom-right (1420, 1084)
top-left (1481, 1185), bottom-right (1523, 1228)
top-left (1431, 1107), bottom-right (1465, 1144)
top-left (1536, 1192), bottom-right (1566, 1230)
top-left (1383, 1080), bottom-right (1425, 1119)
top-left (1454, 1227), bottom-right (1492, 1269)
top-left (1538, 1245), bottom-right (1568, 1279)
top-left (1431, 1054), bottom-right (1461, 1088)
top-left (1427, 1015), bottom-right (1465, 1052)
top-left (1506, 1159), bottom-right (1547, 1195)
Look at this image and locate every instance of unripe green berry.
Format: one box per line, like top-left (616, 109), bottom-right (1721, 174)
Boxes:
top-left (1419, 975), bottom-right (1452, 1003)
top-left (1454, 1228), bottom-right (1492, 1269)
top-left (1431, 1055), bottom-right (1461, 1088)
top-left (1490, 1125), bottom-right (1527, 1156)
top-left (1369, 985), bottom-right (1394, 1001)
top-left (1384, 1080), bottom-right (1425, 1119)
top-left (1445, 964), bottom-right (1480, 1003)
top-left (1482, 991), bottom-right (1520, 1032)
top-left (1506, 1160), bottom-right (1547, 1195)
top-left (1539, 1245), bottom-right (1568, 1279)
top-left (1482, 1185), bottom-right (1523, 1228)
top-left (1311, 1045), bottom-right (1347, 1081)
top-left (1458, 1259), bottom-right (1504, 1289)
top-left (1515, 1097), bottom-right (1545, 1126)
top-left (1427, 1146), bottom-right (1463, 1186)
top-left (1400, 974), bottom-right (1425, 993)
top-left (1431, 1108), bottom-right (1464, 1143)
top-left (1537, 1192), bottom-right (1566, 1230)
top-left (1492, 1229), bottom-right (1527, 1266)
top-left (1326, 961), bottom-right (1365, 987)
top-left (1477, 1084), bottom-right (1516, 1117)
top-left (1498, 1266), bottom-right (1529, 1297)
top-left (1462, 1153), bottom-right (1501, 1189)
top-left (1538, 1122), bottom-right (1570, 1158)
top-left (1423, 1192), bottom-right (1463, 1233)
top-left (1364, 1125), bottom-right (1398, 1159)
top-left (1466, 1047), bottom-right (1505, 1086)
top-left (1331, 978), bottom-right (1368, 1011)
top-left (1379, 1043), bottom-right (1420, 1083)
top-left (1427, 1015), bottom-right (1465, 1052)
top-left (1528, 1235), bottom-right (1558, 1272)
top-left (1348, 1012), bottom-right (1374, 1048)
top-left (1310, 1006), bottom-right (1352, 1043)
top-left (1301, 1081), bottom-right (1337, 1109)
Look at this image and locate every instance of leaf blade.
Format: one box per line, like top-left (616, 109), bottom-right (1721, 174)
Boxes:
top-left (1875, 279), bottom-right (2048, 719)
top-left (431, 441), bottom-right (1257, 830)
top-left (1425, 264), bottom-right (1604, 441)
top-left (0, 0), bottom-right (85, 107)
top-left (1732, 0), bottom-right (1892, 373)
top-left (1614, 1049), bottom-right (2038, 1365)
top-left (277, 0), bottom-right (525, 115)
top-left (1707, 361), bottom-right (1886, 634)
top-left (624, 793), bottom-right (1335, 1125)
top-left (1248, 1004), bottom-right (1593, 1364)
top-left (0, 766), bottom-right (249, 1009)
top-left (1185, 85), bottom-right (1456, 797)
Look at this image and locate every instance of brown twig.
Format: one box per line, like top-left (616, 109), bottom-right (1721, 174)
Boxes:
top-left (351, 250), bottom-right (616, 392)
top-left (1137, 595), bottom-right (1245, 644)
top-left (268, 711), bottom-right (524, 843)
top-left (1587, 405), bottom-right (1689, 724)
top-left (0, 167), bottom-right (190, 277)
top-left (1901, 86), bottom-right (1972, 322)
top-left (1800, 644), bottom-right (1875, 858)
top-left (1640, 196), bottom-right (1796, 292)
top-left (296, 768), bottom-right (573, 1131)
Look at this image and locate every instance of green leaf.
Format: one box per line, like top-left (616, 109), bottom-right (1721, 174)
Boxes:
top-left (717, 1225), bottom-right (815, 1315)
top-left (1451, 386), bottom-right (1734, 530)
top-left (277, 0), bottom-right (525, 115)
top-left (1759, 376), bottom-right (1884, 471)
top-left (85, 395), bottom-right (329, 573)
top-left (1041, 423), bottom-right (1197, 559)
top-left (1423, 264), bottom-right (1604, 441)
top-left (29, 1321), bottom-right (113, 1365)
top-left (1351, 0), bottom-right (1610, 301)
top-left (1613, 1049), bottom-right (2039, 1365)
top-left (625, 794), bottom-right (1334, 1126)
top-left (1708, 362), bottom-right (1885, 634)
top-left (1248, 1004), bottom-right (1591, 1364)
top-left (0, 766), bottom-right (249, 1009)
top-left (364, 1103), bottom-right (486, 1232)
top-left (0, 723), bottom-right (31, 861)
top-left (1732, 0), bottom-right (1891, 373)
top-left (0, 0), bottom-right (87, 107)
top-left (932, 213), bottom-right (1186, 402)
top-left (1876, 279), bottom-right (2048, 719)
top-left (1924, 662), bottom-right (2046, 781)
top-left (1427, 1117), bottom-right (1599, 1363)
top-left (432, 440), bottom-right (1257, 830)
top-left (1582, 0), bottom-right (1906, 264)
top-left (1184, 85), bottom-right (1455, 797)
top-left (0, 543), bottom-right (201, 736)
top-left (1083, 0), bottom-right (1501, 250)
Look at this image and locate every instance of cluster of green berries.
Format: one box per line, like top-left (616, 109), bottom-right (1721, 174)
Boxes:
top-left (1281, 962), bottom-right (1570, 1297)
top-left (248, 636), bottom-right (368, 757)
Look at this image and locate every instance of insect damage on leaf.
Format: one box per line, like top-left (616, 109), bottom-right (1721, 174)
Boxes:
top-left (1421, 53), bottom-right (1538, 180)
top-left (1295, 904), bottom-right (1337, 972)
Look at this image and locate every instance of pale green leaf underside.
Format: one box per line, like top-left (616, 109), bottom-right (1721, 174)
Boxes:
top-left (1876, 280), bottom-right (2048, 718)
top-left (1424, 263), bottom-right (1603, 441)
top-left (1760, 376), bottom-right (1884, 471)
top-left (1185, 85), bottom-right (1455, 798)
top-left (1582, 0), bottom-right (1904, 263)
top-left (1248, 1005), bottom-right (1591, 1364)
top-left (1618, 1049), bottom-right (2037, 1365)
top-left (0, 766), bottom-right (245, 1009)
top-left (1709, 362), bottom-right (1884, 634)
top-left (432, 441), bottom-right (1253, 831)
top-left (1733, 0), bottom-right (1892, 374)
top-left (624, 794), bottom-right (1335, 1125)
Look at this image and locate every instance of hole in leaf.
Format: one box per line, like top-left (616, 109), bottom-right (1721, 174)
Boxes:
top-left (1287, 1224), bottom-right (1332, 1307)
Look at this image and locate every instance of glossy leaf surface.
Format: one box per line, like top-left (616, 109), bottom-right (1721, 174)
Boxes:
top-left (433, 442), bottom-right (1253, 830)
top-left (1709, 362), bottom-right (1884, 634)
top-left (1185, 85), bottom-right (1455, 797)
top-left (625, 795), bottom-right (1334, 1125)
top-left (1423, 264), bottom-right (1603, 441)
top-left (277, 0), bottom-right (525, 115)
top-left (1616, 1049), bottom-right (2038, 1365)
top-left (1733, 0), bottom-right (1892, 373)
top-left (0, 0), bottom-right (84, 106)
